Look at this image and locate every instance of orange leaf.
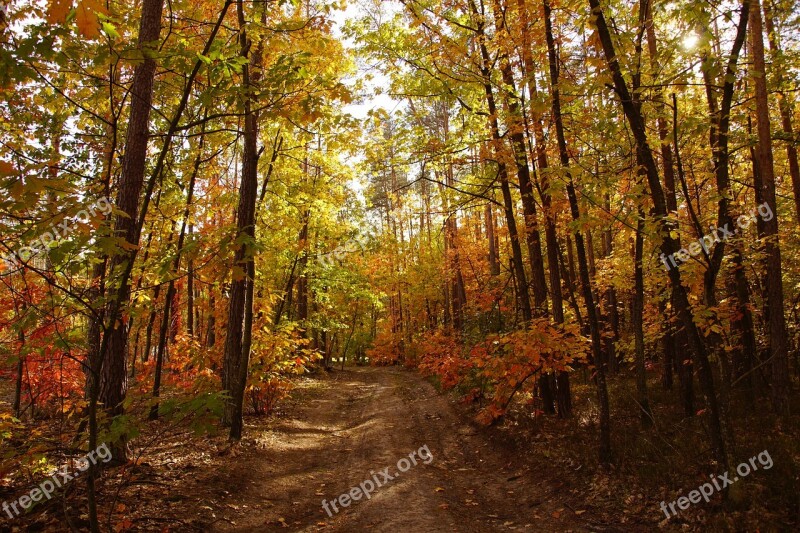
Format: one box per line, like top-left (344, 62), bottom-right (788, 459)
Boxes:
top-left (75, 0), bottom-right (107, 38)
top-left (113, 519), bottom-right (133, 532)
top-left (46, 0), bottom-right (72, 24)
top-left (0, 160), bottom-right (14, 177)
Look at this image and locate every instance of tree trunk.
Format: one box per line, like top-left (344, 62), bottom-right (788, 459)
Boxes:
top-left (222, 0), bottom-right (261, 439)
top-left (187, 225), bottom-right (195, 338)
top-left (633, 202), bottom-right (653, 427)
top-left (763, 2), bottom-right (800, 222)
top-left (206, 291), bottom-right (216, 348)
top-left (696, 3), bottom-right (757, 408)
top-left (670, 94), bottom-right (696, 416)
top-left (589, 0), bottom-right (728, 469)
top-left (486, 203), bottom-right (500, 277)
top-left (13, 320), bottom-right (24, 417)
top-left (472, 0), bottom-right (532, 324)
top-left (749, 0), bottom-right (790, 414)
top-left (97, 0), bottom-right (166, 467)
top-left (150, 134), bottom-right (203, 420)
top-left (544, 0), bottom-right (610, 461)
top-left (643, 7), bottom-right (682, 394)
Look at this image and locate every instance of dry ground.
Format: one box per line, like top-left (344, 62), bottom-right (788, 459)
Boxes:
top-left (161, 366), bottom-right (588, 532)
top-left (3, 365), bottom-right (793, 532)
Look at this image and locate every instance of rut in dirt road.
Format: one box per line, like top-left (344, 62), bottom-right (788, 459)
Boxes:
top-left (211, 366), bottom-right (586, 532)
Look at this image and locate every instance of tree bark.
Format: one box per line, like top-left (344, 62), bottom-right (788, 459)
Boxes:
top-left (763, 2), bottom-right (800, 222)
top-left (633, 205), bottom-right (652, 427)
top-left (544, 0), bottom-right (610, 461)
top-left (150, 134), bottom-right (203, 420)
top-left (749, 0), bottom-right (790, 414)
top-left (471, 0), bottom-right (532, 324)
top-left (589, 0), bottom-right (728, 469)
top-left (222, 0), bottom-right (261, 439)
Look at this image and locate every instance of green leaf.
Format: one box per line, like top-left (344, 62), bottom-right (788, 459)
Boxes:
top-left (101, 21), bottom-right (119, 39)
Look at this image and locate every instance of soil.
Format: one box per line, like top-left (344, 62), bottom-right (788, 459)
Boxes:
top-left (3, 362), bottom-right (792, 532)
top-left (157, 366), bottom-right (589, 532)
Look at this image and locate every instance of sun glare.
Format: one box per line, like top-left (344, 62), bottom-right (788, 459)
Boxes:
top-left (682, 32), bottom-right (699, 51)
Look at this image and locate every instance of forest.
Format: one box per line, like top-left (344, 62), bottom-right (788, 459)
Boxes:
top-left (0, 0), bottom-right (798, 531)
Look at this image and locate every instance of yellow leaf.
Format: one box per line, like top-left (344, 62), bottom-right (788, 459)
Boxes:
top-left (26, 176), bottom-right (44, 193)
top-left (75, 0), bottom-right (107, 38)
top-left (47, 0), bottom-right (72, 24)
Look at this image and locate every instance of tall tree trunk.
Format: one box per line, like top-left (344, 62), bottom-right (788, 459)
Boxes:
top-left (599, 193), bottom-right (619, 375)
top-left (589, 0), bottom-right (728, 470)
top-left (749, 0), bottom-right (790, 414)
top-left (544, 0), bottom-right (610, 461)
top-left (486, 203), bottom-right (500, 277)
top-left (519, 35), bottom-right (572, 414)
top-left (490, 0), bottom-right (548, 315)
top-left (696, 3), bottom-right (757, 406)
top-left (763, 2), bottom-right (800, 222)
top-left (150, 134), bottom-right (203, 420)
top-left (633, 201), bottom-right (652, 427)
top-left (297, 213), bottom-right (310, 335)
top-left (95, 0), bottom-right (232, 468)
top-left (670, 95), bottom-right (696, 416)
top-left (222, 0), bottom-right (261, 439)
top-left (97, 0), bottom-right (167, 467)
top-left (13, 313), bottom-right (25, 417)
top-left (643, 9), bottom-right (681, 393)
top-left (187, 224), bottom-right (195, 338)
top-left (206, 291), bottom-right (216, 348)
top-left (472, 0), bottom-right (532, 324)
top-left (490, 0), bottom-right (555, 411)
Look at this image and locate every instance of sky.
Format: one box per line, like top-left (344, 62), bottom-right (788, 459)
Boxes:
top-left (330, 0), bottom-right (401, 120)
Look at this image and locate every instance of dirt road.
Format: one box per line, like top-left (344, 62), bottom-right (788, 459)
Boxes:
top-left (198, 366), bottom-right (586, 532)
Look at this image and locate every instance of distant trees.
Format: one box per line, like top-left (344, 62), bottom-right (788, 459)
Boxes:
top-left (353, 0), bottom-right (799, 468)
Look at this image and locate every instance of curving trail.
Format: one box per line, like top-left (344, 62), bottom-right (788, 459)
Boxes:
top-left (201, 366), bottom-right (586, 532)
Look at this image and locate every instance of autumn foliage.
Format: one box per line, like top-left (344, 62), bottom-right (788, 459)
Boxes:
top-left (1, 0), bottom-right (800, 529)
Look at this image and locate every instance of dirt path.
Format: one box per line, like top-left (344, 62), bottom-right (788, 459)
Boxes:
top-left (185, 366), bottom-right (587, 532)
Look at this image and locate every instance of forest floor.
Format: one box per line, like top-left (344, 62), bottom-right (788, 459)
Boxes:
top-left (3, 365), bottom-right (793, 532)
top-left (124, 366), bottom-right (592, 532)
